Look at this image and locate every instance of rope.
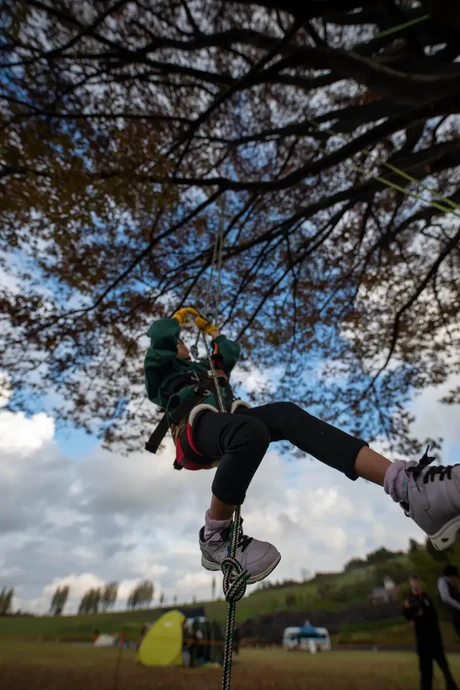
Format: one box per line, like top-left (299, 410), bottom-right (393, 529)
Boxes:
top-left (372, 14), bottom-right (430, 41)
top-left (200, 330), bottom-right (225, 413)
top-left (214, 208), bottom-right (225, 323)
top-left (221, 506), bottom-right (248, 690)
top-left (199, 286), bottom-right (248, 690)
top-left (204, 192), bottom-right (226, 322)
top-left (112, 633), bottom-right (124, 690)
top-left (307, 117), bottom-right (460, 217)
top-left (191, 193), bottom-right (226, 359)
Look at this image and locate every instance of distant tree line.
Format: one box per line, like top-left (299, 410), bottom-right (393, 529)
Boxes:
top-left (46, 579), bottom-right (180, 615)
top-left (78, 582), bottom-right (119, 614)
top-left (255, 579), bottom-right (301, 592)
top-left (126, 580), bottom-right (154, 611)
top-left (345, 547), bottom-right (405, 571)
top-left (0, 587), bottom-right (14, 615)
top-left (49, 586), bottom-right (69, 615)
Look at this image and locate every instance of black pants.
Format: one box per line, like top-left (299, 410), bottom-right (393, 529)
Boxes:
top-left (452, 615), bottom-right (460, 639)
top-left (417, 643), bottom-right (458, 690)
top-left (192, 402), bottom-right (368, 505)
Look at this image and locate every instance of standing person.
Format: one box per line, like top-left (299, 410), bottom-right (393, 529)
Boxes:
top-left (137, 624), bottom-right (147, 651)
top-left (404, 574), bottom-right (457, 690)
top-left (182, 620), bottom-right (193, 668)
top-left (233, 626), bottom-right (240, 655)
top-left (438, 565), bottom-right (460, 638)
top-left (145, 310), bottom-right (460, 584)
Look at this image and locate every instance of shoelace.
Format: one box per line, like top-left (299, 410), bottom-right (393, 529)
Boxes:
top-left (402, 447), bottom-right (458, 508)
top-left (422, 465), bottom-right (457, 483)
top-left (221, 523), bottom-right (253, 553)
top-left (237, 531), bottom-right (253, 552)
top-left (406, 445), bottom-right (458, 482)
top-left (401, 446), bottom-right (436, 508)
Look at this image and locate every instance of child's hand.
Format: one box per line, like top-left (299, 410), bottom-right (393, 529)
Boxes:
top-left (172, 307), bottom-right (199, 326)
top-left (195, 315), bottom-right (219, 338)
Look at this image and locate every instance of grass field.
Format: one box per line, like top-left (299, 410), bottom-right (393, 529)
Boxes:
top-left (1, 641), bottom-right (459, 690)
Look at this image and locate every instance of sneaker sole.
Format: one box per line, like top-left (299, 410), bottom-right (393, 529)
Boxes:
top-left (430, 515), bottom-right (460, 551)
top-left (201, 553), bottom-right (281, 585)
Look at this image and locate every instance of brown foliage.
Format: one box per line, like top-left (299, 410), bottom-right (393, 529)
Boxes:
top-left (1, 1), bottom-right (459, 453)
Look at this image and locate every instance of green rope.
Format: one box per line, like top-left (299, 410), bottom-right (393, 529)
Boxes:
top-left (221, 506), bottom-right (249, 690)
top-left (376, 160), bottom-right (460, 217)
top-left (373, 14), bottom-right (430, 41)
top-left (308, 118), bottom-right (459, 217)
top-left (198, 334), bottom-right (248, 690)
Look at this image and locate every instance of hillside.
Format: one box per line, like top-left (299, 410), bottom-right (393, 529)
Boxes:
top-left (1, 542), bottom-right (458, 646)
top-left (0, 552), bottom-right (413, 642)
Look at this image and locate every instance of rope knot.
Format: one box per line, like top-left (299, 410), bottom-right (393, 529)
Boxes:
top-left (222, 555), bottom-right (248, 603)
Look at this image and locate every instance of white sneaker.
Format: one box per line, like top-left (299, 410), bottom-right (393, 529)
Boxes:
top-left (199, 523), bottom-right (281, 584)
top-left (403, 451), bottom-right (460, 551)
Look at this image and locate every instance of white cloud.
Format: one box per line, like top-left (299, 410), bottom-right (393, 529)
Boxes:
top-left (0, 266), bottom-right (20, 295)
top-left (0, 373), bottom-right (12, 408)
top-left (0, 409), bottom-right (55, 457)
top-left (232, 364), bottom-right (276, 395)
top-left (409, 375), bottom-right (460, 451)
top-left (43, 573), bottom-right (106, 600)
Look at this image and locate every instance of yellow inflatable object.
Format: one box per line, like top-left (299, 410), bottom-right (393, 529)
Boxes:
top-left (137, 610), bottom-right (185, 666)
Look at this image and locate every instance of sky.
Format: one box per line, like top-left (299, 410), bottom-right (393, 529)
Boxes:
top-left (1, 369), bottom-right (459, 617)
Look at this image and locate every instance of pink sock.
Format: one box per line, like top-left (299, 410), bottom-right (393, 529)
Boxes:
top-left (384, 460), bottom-right (410, 502)
top-left (204, 510), bottom-right (232, 540)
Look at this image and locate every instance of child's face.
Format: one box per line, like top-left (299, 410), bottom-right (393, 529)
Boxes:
top-left (177, 340), bottom-right (190, 360)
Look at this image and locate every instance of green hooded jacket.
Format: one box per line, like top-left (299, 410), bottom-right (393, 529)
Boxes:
top-left (144, 318), bottom-right (241, 418)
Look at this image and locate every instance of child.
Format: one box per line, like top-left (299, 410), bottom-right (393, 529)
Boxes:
top-left (144, 308), bottom-right (460, 584)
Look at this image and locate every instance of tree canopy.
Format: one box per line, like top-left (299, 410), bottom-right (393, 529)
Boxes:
top-left (1, 0), bottom-right (459, 453)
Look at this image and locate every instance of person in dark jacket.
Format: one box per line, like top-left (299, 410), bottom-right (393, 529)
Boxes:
top-left (233, 626), bottom-right (241, 655)
top-left (144, 309), bottom-right (460, 584)
top-left (404, 574), bottom-right (457, 690)
top-left (438, 565), bottom-right (460, 638)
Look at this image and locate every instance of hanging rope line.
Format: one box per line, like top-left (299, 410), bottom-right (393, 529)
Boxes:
top-left (307, 116), bottom-right (460, 218)
top-left (191, 192), bottom-right (226, 358)
top-left (220, 505), bottom-right (248, 690)
top-left (372, 13), bottom-right (430, 41)
top-left (204, 192), bottom-right (226, 322)
top-left (200, 334), bottom-right (248, 690)
top-left (195, 200), bottom-right (248, 690)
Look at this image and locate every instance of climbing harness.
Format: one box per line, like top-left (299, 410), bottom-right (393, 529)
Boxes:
top-left (145, 369), bottom-right (216, 467)
top-left (144, 343), bottom-right (246, 470)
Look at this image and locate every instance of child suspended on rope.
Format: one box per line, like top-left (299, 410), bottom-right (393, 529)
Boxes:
top-left (144, 307), bottom-right (460, 584)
